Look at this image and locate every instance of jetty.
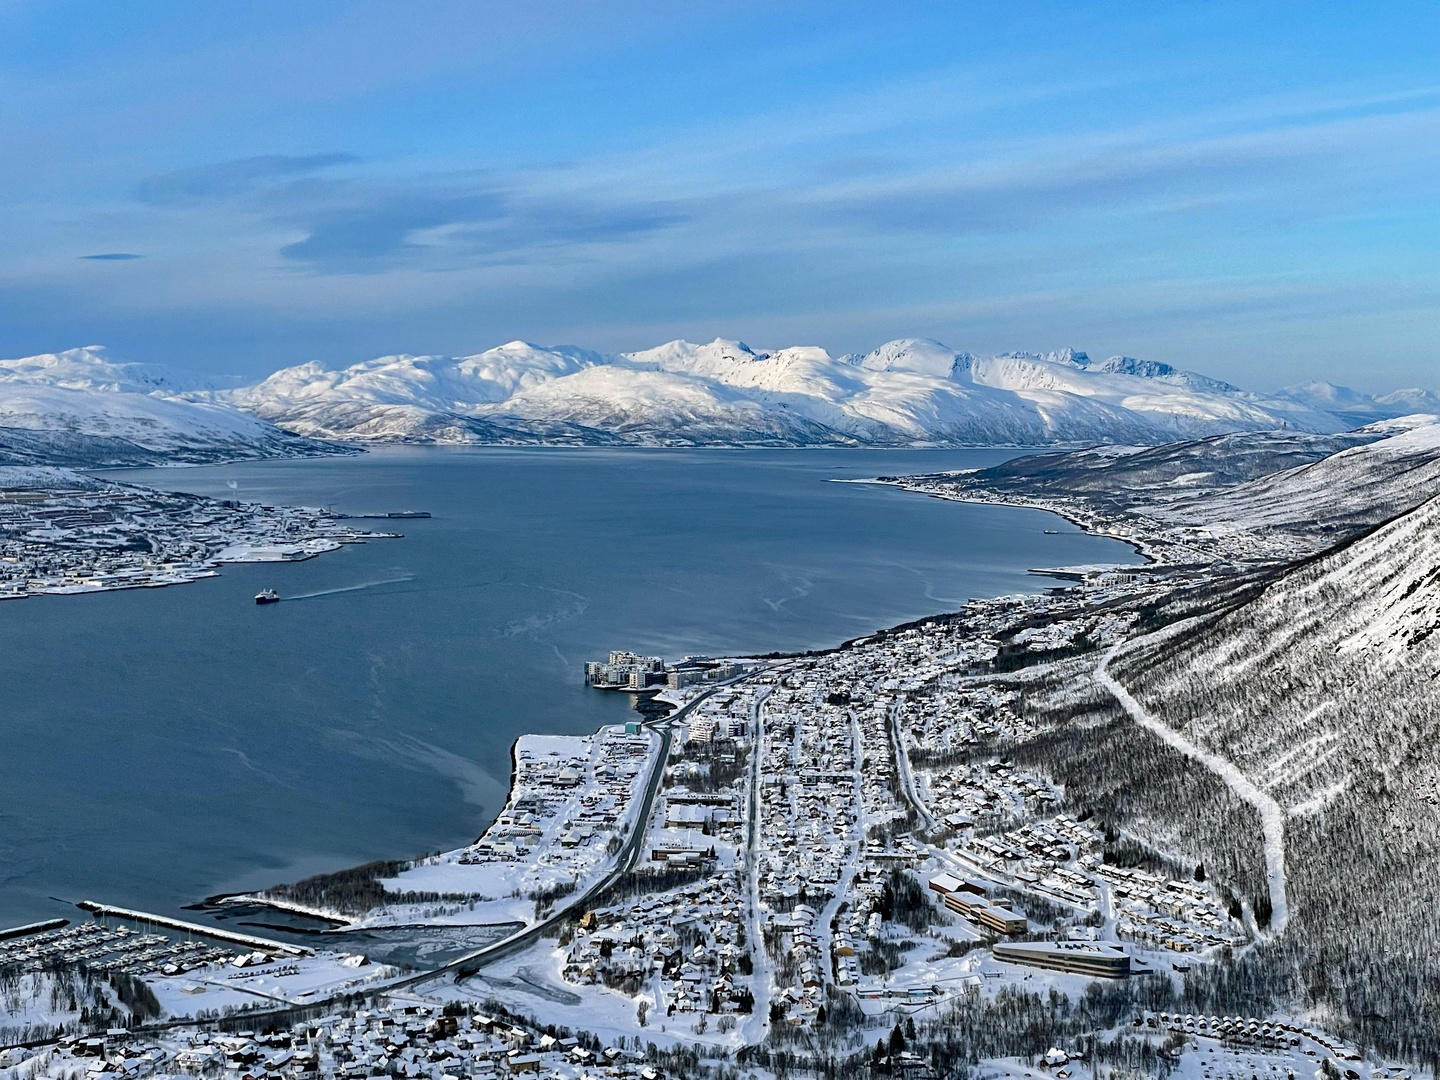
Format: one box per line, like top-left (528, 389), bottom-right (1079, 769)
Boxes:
top-left (0, 918), bottom-right (68, 941)
top-left (75, 901), bottom-right (313, 957)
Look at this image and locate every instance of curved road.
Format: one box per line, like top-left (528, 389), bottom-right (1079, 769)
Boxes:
top-left (112, 673), bottom-right (758, 1036)
top-left (411, 672), bottom-right (757, 988)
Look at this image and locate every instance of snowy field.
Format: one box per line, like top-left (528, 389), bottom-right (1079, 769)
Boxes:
top-left (352, 727), bottom-right (658, 929)
top-left (146, 951), bottom-right (400, 1018)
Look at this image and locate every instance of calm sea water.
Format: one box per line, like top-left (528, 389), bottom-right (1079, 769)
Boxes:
top-left (0, 448), bottom-right (1139, 929)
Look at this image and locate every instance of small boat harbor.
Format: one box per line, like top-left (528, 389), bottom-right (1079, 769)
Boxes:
top-left (0, 922), bottom-right (235, 980)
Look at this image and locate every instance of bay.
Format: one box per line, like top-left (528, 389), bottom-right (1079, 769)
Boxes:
top-left (0, 447), bottom-right (1140, 928)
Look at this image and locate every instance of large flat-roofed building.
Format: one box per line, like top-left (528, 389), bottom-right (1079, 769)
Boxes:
top-left (993, 941), bottom-right (1131, 978)
top-left (928, 873), bottom-right (987, 898)
top-left (940, 891), bottom-right (1028, 934)
top-left (585, 651), bottom-right (666, 687)
top-left (928, 872), bottom-right (965, 895)
top-left (930, 874), bottom-right (1027, 934)
top-left (972, 903), bottom-right (1029, 936)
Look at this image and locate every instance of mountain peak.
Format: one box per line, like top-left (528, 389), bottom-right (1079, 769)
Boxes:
top-left (13, 337), bottom-right (1432, 451)
top-left (0, 345), bottom-right (223, 394)
top-left (996, 348), bottom-right (1090, 368)
top-left (1095, 356), bottom-right (1177, 377)
top-left (621, 338), bottom-right (763, 369)
top-left (1277, 381), bottom-right (1440, 426)
top-left (855, 338), bottom-right (972, 379)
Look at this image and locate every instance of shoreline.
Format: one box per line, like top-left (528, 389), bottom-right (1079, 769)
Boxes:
top-left (184, 480), bottom-right (1154, 933)
top-left (0, 465), bottom-right (403, 602)
top-left (214, 720), bottom-right (671, 933)
top-left (6, 449), bottom-right (1426, 1069)
top-left (872, 475), bottom-right (1161, 566)
top-left (198, 673), bottom-right (752, 963)
top-left (5, 458), bottom-right (1144, 937)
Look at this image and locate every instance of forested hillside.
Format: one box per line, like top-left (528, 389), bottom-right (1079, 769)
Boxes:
top-left (1109, 494), bottom-right (1440, 1059)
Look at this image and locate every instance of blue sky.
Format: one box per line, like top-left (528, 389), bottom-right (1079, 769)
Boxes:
top-left (1, 1), bottom-right (1435, 391)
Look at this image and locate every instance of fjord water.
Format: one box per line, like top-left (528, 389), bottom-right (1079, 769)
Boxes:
top-left (0, 448), bottom-right (1140, 928)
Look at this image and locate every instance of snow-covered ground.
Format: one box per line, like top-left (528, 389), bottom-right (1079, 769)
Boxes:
top-left (0, 348), bottom-right (330, 463)
top-left (0, 475), bottom-right (395, 600)
top-left (145, 952), bottom-right (399, 1018)
top-left (1158, 415), bottom-right (1440, 534)
top-left (5, 339), bottom-right (1435, 454)
top-left (1097, 640), bottom-right (1289, 937)
top-left (458, 935), bottom-right (751, 1053)
top-left (294, 727), bottom-right (659, 930)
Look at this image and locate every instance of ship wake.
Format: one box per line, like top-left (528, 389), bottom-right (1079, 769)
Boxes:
top-left (283, 574), bottom-right (414, 600)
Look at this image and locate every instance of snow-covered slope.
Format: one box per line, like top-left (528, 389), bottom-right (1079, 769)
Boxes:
top-left (1122, 489), bottom-right (1440, 807)
top-left (914, 415), bottom-right (1440, 548)
top-left (910, 429), bottom-right (1383, 509)
top-left (13, 339), bottom-right (1433, 455)
top-left (0, 347), bottom-right (335, 464)
top-left (1276, 380), bottom-right (1440, 428)
top-left (1161, 415), bottom-right (1440, 535)
top-left (219, 337), bottom-right (1353, 447)
top-left (1112, 492), bottom-right (1440, 1044)
top-left (0, 345), bottom-right (245, 394)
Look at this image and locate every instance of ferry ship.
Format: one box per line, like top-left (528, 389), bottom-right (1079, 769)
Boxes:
top-left (255, 589), bottom-right (280, 604)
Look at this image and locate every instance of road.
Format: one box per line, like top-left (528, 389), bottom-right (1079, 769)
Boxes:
top-left (739, 685), bottom-right (773, 1045)
top-left (114, 672), bottom-right (759, 1033)
top-left (408, 671), bottom-right (758, 987)
top-left (887, 694), bottom-right (935, 830)
top-left (1096, 643), bottom-right (1289, 936)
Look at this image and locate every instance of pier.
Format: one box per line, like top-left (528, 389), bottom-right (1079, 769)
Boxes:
top-left (75, 901), bottom-right (313, 957)
top-left (0, 918), bottom-right (68, 941)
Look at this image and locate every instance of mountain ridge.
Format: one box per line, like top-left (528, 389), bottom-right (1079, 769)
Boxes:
top-left (208, 336), bottom-right (1373, 447)
top-left (1108, 489), bottom-right (1440, 1052)
top-left (3, 339), bottom-right (1435, 456)
top-left (0, 346), bottom-right (339, 464)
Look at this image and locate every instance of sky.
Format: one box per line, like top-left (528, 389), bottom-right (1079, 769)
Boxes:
top-left (0, 1), bottom-right (1436, 392)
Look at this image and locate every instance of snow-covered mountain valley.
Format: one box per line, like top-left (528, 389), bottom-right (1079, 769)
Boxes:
top-left (896, 415), bottom-right (1440, 562)
top-left (1157, 416), bottom-right (1440, 536)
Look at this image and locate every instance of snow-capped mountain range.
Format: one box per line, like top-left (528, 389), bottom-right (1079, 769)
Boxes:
top-left (1271, 379), bottom-right (1440, 428)
top-left (218, 338), bottom-right (1352, 446)
top-left (916, 413), bottom-right (1440, 553)
top-left (0, 347), bottom-right (328, 464)
top-left (1160, 414), bottom-right (1440, 535)
top-left (2, 340), bottom-right (1435, 460)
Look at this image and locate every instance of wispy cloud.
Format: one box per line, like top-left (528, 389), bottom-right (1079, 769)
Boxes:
top-left (136, 153), bottom-right (358, 204)
top-left (1, 4), bottom-right (1435, 388)
top-left (278, 190), bottom-right (506, 266)
top-left (797, 107), bottom-right (1440, 236)
top-left (80, 252), bottom-right (143, 260)
top-left (251, 84), bottom-right (1440, 278)
top-left (273, 184), bottom-right (689, 272)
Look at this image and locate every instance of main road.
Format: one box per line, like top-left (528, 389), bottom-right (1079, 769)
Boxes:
top-left (398, 670), bottom-right (759, 988)
top-left (112, 671), bottom-right (759, 1035)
